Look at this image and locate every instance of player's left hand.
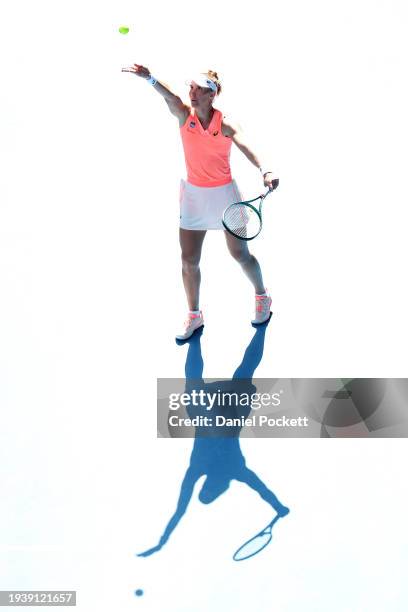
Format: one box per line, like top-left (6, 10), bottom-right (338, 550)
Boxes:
top-left (263, 174), bottom-right (279, 191)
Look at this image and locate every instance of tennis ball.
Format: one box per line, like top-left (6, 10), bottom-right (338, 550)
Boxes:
top-left (119, 26), bottom-right (129, 34)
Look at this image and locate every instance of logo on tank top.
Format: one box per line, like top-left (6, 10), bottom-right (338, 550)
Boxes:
top-left (189, 121), bottom-right (196, 128)
top-left (213, 131), bottom-right (219, 136)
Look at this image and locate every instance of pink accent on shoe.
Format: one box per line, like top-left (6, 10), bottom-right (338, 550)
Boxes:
top-left (176, 311), bottom-right (204, 340)
top-left (256, 295), bottom-right (266, 312)
top-left (252, 293), bottom-right (272, 325)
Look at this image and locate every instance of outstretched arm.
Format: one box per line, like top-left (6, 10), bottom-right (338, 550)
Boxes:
top-left (236, 467), bottom-right (289, 517)
top-left (122, 63), bottom-right (189, 122)
top-left (137, 467), bottom-right (199, 557)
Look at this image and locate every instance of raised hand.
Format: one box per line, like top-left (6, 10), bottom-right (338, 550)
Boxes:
top-left (121, 63), bottom-right (151, 78)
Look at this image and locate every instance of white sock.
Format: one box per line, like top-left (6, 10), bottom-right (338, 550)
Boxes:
top-left (256, 292), bottom-right (268, 297)
top-left (189, 310), bottom-right (201, 315)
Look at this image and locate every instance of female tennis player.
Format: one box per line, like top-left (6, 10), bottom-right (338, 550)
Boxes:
top-left (122, 64), bottom-right (279, 340)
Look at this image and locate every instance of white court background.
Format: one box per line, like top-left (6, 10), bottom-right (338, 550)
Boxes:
top-left (1, 0), bottom-right (408, 610)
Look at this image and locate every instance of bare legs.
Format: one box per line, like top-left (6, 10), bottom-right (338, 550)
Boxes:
top-left (179, 229), bottom-right (267, 312)
top-left (179, 229), bottom-right (207, 311)
top-left (224, 231), bottom-right (266, 295)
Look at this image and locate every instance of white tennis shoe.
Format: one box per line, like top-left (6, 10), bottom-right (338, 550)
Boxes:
top-left (251, 291), bottom-right (272, 325)
top-left (176, 311), bottom-right (204, 341)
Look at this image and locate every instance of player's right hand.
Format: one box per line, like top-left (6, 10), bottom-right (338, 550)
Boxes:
top-left (136, 544), bottom-right (162, 557)
top-left (121, 63), bottom-right (151, 79)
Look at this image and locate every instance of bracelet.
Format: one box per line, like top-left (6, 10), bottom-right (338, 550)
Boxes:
top-left (259, 167), bottom-right (273, 177)
top-left (146, 75), bottom-right (157, 85)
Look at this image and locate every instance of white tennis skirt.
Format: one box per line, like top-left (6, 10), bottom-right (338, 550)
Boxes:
top-left (179, 178), bottom-right (244, 231)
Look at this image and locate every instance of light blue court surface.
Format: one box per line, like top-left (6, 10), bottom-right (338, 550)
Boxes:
top-left (1, 0), bottom-right (408, 609)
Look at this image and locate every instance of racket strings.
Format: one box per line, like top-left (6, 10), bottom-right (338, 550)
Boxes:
top-left (223, 204), bottom-right (261, 240)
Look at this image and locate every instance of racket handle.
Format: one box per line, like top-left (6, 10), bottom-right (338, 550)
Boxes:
top-left (264, 178), bottom-right (279, 198)
top-left (262, 178), bottom-right (279, 199)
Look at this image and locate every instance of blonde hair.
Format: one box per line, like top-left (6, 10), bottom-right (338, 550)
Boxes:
top-left (203, 69), bottom-right (222, 95)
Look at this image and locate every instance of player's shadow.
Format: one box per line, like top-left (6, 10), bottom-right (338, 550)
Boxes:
top-left (138, 319), bottom-right (289, 557)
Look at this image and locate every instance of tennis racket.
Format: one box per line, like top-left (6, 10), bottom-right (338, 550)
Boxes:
top-left (222, 178), bottom-right (279, 241)
top-left (233, 514), bottom-right (282, 561)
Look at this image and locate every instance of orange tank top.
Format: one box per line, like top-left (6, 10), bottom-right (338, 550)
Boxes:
top-left (179, 108), bottom-right (233, 187)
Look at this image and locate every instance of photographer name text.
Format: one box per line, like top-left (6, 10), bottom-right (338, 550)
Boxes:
top-left (168, 415), bottom-right (309, 428)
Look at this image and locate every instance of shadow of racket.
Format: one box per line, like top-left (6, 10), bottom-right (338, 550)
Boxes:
top-left (233, 511), bottom-right (288, 561)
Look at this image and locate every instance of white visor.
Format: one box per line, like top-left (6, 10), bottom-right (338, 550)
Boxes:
top-left (185, 75), bottom-right (217, 92)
